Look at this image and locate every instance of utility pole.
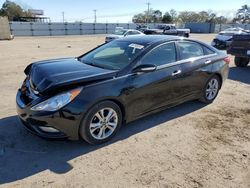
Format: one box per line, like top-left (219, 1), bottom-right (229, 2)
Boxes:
top-left (62, 11), bottom-right (65, 23)
top-left (146, 2), bottom-right (151, 24)
top-left (93, 9), bottom-right (97, 23)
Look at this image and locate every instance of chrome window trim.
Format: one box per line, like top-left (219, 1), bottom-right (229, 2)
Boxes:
top-left (157, 53), bottom-right (217, 70)
top-left (139, 41), bottom-right (177, 67)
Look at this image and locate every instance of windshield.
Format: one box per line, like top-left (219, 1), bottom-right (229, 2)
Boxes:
top-left (114, 29), bottom-right (127, 35)
top-left (79, 40), bottom-right (145, 70)
top-left (157, 25), bottom-right (166, 29)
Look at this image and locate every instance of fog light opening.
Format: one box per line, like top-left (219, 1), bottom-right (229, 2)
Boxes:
top-left (39, 126), bottom-right (60, 133)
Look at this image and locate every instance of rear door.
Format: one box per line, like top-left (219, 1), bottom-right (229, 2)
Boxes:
top-left (176, 41), bottom-right (217, 98)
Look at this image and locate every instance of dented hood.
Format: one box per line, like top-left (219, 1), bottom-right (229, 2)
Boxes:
top-left (25, 58), bottom-right (116, 94)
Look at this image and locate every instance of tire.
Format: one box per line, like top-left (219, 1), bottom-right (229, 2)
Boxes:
top-left (184, 33), bottom-right (189, 38)
top-left (234, 57), bottom-right (249, 67)
top-left (199, 75), bottom-right (221, 104)
top-left (79, 101), bottom-right (123, 145)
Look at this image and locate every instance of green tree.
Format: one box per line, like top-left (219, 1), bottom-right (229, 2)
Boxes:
top-left (177, 10), bottom-right (227, 24)
top-left (235, 4), bottom-right (250, 23)
top-left (152, 10), bottom-right (162, 23)
top-left (214, 16), bottom-right (228, 24)
top-left (0, 0), bottom-right (32, 21)
top-left (132, 9), bottom-right (162, 23)
top-left (132, 13), bottom-right (146, 23)
top-left (162, 12), bottom-right (173, 23)
top-left (169, 9), bottom-right (177, 22)
top-left (178, 11), bottom-right (199, 23)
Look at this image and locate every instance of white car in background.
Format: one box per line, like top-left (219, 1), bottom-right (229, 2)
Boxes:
top-left (211, 27), bottom-right (249, 50)
top-left (105, 29), bottom-right (145, 43)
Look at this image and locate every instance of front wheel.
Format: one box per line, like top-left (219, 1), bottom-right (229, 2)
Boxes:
top-left (200, 75), bottom-right (221, 104)
top-left (79, 101), bottom-right (122, 145)
top-left (234, 57), bottom-right (249, 67)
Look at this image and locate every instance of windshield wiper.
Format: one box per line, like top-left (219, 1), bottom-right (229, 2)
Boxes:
top-left (78, 58), bottom-right (118, 70)
top-left (83, 61), bottom-right (110, 70)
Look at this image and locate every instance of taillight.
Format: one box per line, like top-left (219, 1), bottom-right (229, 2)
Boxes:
top-left (224, 56), bottom-right (230, 64)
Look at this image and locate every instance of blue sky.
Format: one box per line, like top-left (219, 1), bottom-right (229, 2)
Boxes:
top-left (0, 0), bottom-right (248, 22)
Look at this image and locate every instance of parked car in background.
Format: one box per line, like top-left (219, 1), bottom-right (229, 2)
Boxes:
top-left (227, 34), bottom-right (250, 67)
top-left (144, 24), bottom-right (190, 37)
top-left (105, 29), bottom-right (145, 42)
top-left (136, 24), bottom-right (149, 32)
top-left (211, 27), bottom-right (249, 50)
top-left (16, 35), bottom-right (229, 145)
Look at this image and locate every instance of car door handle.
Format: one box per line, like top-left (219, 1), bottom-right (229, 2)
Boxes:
top-left (205, 60), bottom-right (212, 64)
top-left (172, 70), bottom-right (182, 76)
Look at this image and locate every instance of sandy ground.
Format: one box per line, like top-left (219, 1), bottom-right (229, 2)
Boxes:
top-left (0, 34), bottom-right (249, 188)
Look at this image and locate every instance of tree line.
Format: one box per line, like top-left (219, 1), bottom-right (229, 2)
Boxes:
top-left (0, 0), bottom-right (249, 24)
top-left (0, 0), bottom-right (33, 21)
top-left (133, 5), bottom-right (250, 24)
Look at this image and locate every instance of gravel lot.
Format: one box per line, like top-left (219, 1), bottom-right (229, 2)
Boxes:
top-left (0, 34), bottom-right (249, 188)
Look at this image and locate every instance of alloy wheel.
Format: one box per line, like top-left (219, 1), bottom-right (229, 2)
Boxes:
top-left (89, 108), bottom-right (118, 140)
top-left (206, 78), bottom-right (219, 100)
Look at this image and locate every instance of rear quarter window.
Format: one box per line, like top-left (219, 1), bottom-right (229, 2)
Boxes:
top-left (203, 46), bottom-right (216, 55)
top-left (178, 41), bottom-right (204, 59)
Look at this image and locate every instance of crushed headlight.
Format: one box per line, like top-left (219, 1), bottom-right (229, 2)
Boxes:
top-left (31, 88), bottom-right (82, 111)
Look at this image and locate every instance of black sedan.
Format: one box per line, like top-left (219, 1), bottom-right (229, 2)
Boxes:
top-left (16, 35), bottom-right (229, 144)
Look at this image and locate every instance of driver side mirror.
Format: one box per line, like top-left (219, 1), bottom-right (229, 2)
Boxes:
top-left (132, 64), bottom-right (157, 73)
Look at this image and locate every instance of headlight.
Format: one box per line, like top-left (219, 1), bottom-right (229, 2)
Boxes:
top-left (31, 88), bottom-right (82, 111)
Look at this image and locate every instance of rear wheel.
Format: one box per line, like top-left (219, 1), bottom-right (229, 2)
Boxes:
top-left (200, 75), bottom-right (221, 104)
top-left (234, 57), bottom-right (249, 67)
top-left (79, 101), bottom-right (122, 145)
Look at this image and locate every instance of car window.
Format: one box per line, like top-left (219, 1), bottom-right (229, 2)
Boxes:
top-left (126, 31), bottom-right (132, 35)
top-left (178, 41), bottom-right (204, 60)
top-left (94, 47), bottom-right (124, 58)
top-left (115, 30), bottom-right (127, 35)
top-left (140, 42), bottom-right (176, 66)
top-left (203, 46), bottom-right (215, 55)
top-left (126, 31), bottom-right (139, 35)
top-left (165, 26), bottom-right (170, 30)
top-left (131, 31), bottom-right (140, 35)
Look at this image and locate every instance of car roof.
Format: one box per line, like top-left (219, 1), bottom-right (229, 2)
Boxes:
top-left (116, 35), bottom-right (180, 45)
top-left (124, 29), bottom-right (140, 32)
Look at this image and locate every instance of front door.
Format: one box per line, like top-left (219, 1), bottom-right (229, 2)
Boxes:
top-left (122, 42), bottom-right (185, 119)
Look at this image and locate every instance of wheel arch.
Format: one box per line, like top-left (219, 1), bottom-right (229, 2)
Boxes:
top-left (106, 98), bottom-right (126, 122)
top-left (214, 73), bottom-right (223, 89)
top-left (79, 97), bottom-right (127, 129)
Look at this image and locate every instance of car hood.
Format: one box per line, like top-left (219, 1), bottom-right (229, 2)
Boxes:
top-left (216, 30), bottom-right (249, 41)
top-left (25, 58), bottom-right (116, 94)
top-left (215, 34), bottom-right (233, 41)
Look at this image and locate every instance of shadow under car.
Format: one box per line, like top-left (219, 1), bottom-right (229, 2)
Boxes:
top-left (0, 101), bottom-right (206, 185)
